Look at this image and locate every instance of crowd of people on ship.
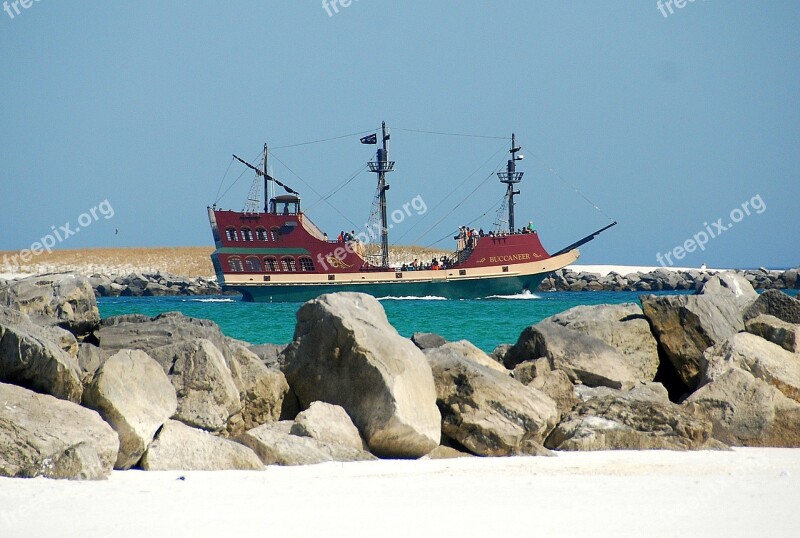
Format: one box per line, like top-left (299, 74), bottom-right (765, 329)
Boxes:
top-left (326, 222), bottom-right (537, 272)
top-left (400, 257), bottom-right (453, 272)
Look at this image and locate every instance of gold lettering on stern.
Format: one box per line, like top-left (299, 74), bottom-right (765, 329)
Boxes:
top-left (488, 253), bottom-right (532, 263)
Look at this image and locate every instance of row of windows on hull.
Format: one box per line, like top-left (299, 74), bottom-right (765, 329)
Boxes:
top-left (228, 256), bottom-right (315, 273)
top-left (225, 227), bottom-right (280, 242)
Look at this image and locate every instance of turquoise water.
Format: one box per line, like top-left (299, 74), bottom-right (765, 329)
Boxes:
top-left (98, 290), bottom-right (700, 352)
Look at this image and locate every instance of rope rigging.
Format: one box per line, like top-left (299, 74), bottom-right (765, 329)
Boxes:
top-left (410, 152), bottom-right (509, 246)
top-left (521, 144), bottom-right (615, 223)
top-left (391, 140), bottom-right (510, 245)
top-left (212, 127), bottom-right (616, 253)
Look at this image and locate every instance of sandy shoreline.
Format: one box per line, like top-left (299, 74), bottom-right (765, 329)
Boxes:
top-left (1, 448), bottom-right (797, 537)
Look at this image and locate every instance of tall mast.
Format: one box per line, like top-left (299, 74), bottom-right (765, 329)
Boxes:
top-left (368, 121), bottom-right (394, 267)
top-left (264, 144), bottom-right (269, 213)
top-left (497, 133), bottom-right (523, 232)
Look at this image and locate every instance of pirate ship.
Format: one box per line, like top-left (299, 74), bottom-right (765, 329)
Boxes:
top-left (207, 123), bottom-right (615, 302)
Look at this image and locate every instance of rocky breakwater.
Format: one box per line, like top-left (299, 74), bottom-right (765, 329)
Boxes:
top-left (88, 272), bottom-right (224, 297)
top-left (3, 271), bottom-right (800, 481)
top-left (540, 267), bottom-right (800, 292)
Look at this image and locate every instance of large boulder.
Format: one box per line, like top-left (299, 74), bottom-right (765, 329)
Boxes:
top-left (237, 423), bottom-right (376, 466)
top-left (225, 345), bottom-right (289, 435)
top-left (147, 338), bottom-right (242, 433)
top-left (0, 306), bottom-right (78, 358)
top-left (425, 346), bottom-right (559, 456)
top-left (684, 368), bottom-right (800, 447)
top-left (701, 332), bottom-right (800, 404)
top-left (0, 382), bottom-right (119, 479)
top-left (82, 349), bottom-right (178, 469)
top-left (97, 312), bottom-right (234, 355)
top-left (140, 419), bottom-right (263, 471)
top-left (745, 314), bottom-right (800, 353)
top-left (0, 273), bottom-right (99, 335)
top-left (640, 291), bottom-right (745, 389)
top-left (504, 321), bottom-right (639, 389)
top-left (697, 272), bottom-right (759, 307)
top-left (290, 401), bottom-right (364, 451)
top-left (0, 312), bottom-right (83, 403)
top-left (98, 313), bottom-right (287, 434)
top-left (546, 303), bottom-right (660, 382)
top-left (545, 383), bottom-right (716, 451)
top-left (428, 340), bottom-right (509, 375)
top-left (282, 293), bottom-right (441, 458)
top-left (744, 289), bottom-right (800, 324)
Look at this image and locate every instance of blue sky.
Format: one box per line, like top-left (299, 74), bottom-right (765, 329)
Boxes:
top-left (1, 1), bottom-right (797, 268)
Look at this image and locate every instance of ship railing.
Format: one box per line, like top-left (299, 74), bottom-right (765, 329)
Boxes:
top-left (299, 214), bottom-right (327, 241)
top-left (450, 246), bottom-right (473, 266)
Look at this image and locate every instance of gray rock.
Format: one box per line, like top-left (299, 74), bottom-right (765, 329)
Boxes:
top-left (0, 305), bottom-right (79, 355)
top-left (0, 382), bottom-right (119, 479)
top-left (546, 303), bottom-right (660, 382)
top-left (701, 332), bottom-right (800, 404)
top-left (546, 383), bottom-right (716, 451)
top-left (411, 332), bottom-right (447, 350)
top-left (425, 346), bottom-right (559, 456)
top-left (430, 340), bottom-right (509, 375)
top-left (0, 273), bottom-right (99, 335)
top-left (226, 345), bottom-right (289, 434)
top-left (247, 343), bottom-right (286, 368)
top-left (490, 344), bottom-right (512, 365)
top-left (82, 350), bottom-right (178, 469)
top-left (421, 446), bottom-right (474, 459)
top-left (0, 313), bottom-right (83, 403)
top-left (641, 292), bottom-right (745, 389)
top-left (282, 293), bottom-right (441, 458)
top-left (684, 368), bottom-right (800, 447)
top-left (291, 401), bottom-right (364, 451)
top-left (744, 289), bottom-right (800, 324)
top-left (140, 420), bottom-right (263, 471)
top-left (77, 343), bottom-right (109, 375)
top-left (514, 358), bottom-right (578, 419)
top-left (745, 314), bottom-right (800, 353)
top-left (697, 272), bottom-right (759, 308)
top-left (783, 269), bottom-right (798, 289)
top-left (148, 338), bottom-right (242, 433)
top-left (97, 312), bottom-right (234, 356)
top-left (504, 321), bottom-right (639, 389)
top-left (237, 423), bottom-right (376, 466)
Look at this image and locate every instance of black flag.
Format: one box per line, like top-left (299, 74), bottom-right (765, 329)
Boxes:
top-left (360, 133), bottom-right (377, 145)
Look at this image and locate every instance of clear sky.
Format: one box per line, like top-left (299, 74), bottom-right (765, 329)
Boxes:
top-left (1, 1), bottom-right (797, 268)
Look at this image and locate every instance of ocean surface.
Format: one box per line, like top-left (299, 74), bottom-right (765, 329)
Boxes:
top-left (99, 290), bottom-right (710, 353)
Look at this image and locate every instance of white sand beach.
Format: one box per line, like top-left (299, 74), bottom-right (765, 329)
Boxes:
top-left (1, 448), bottom-right (797, 538)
